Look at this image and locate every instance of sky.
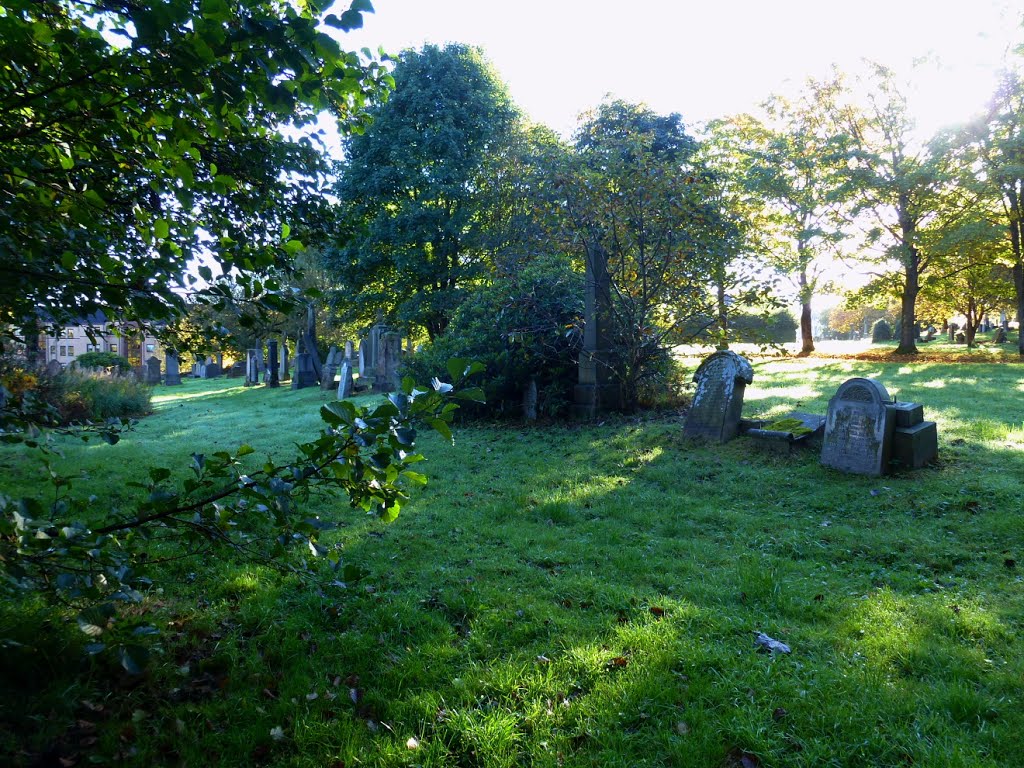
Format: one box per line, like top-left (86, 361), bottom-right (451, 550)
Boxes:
top-left (336, 0), bottom-right (1023, 139)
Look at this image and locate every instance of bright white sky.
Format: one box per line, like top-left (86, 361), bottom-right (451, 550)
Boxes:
top-left (338, 0), bottom-right (1022, 138)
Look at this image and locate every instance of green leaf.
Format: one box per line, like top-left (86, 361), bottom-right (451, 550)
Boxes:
top-left (119, 644), bottom-right (149, 675)
top-left (446, 358), bottom-right (470, 381)
top-left (154, 219), bottom-right (170, 240)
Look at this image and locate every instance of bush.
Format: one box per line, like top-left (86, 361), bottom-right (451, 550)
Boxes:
top-left (402, 255), bottom-right (583, 419)
top-left (871, 319), bottom-right (893, 343)
top-left (11, 367), bottom-right (152, 424)
top-left (636, 350), bottom-right (691, 411)
top-left (74, 351), bottom-right (132, 373)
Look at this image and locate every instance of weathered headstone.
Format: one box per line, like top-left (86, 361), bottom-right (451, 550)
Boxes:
top-left (279, 337), bottom-right (290, 380)
top-left (373, 333), bottom-right (403, 393)
top-left (344, 340), bottom-right (354, 364)
top-left (683, 351), bottom-right (754, 442)
top-left (143, 355), bottom-right (162, 385)
top-left (227, 360), bottom-right (246, 378)
top-left (201, 361), bottom-right (221, 378)
top-left (266, 340), bottom-right (280, 388)
top-left (357, 342), bottom-right (366, 376)
top-left (337, 361), bottom-right (354, 399)
top-left (320, 345), bottom-right (340, 391)
top-left (291, 352), bottom-right (317, 390)
top-left (45, 359), bottom-right (63, 377)
top-left (888, 400), bottom-right (938, 469)
top-left (164, 352), bottom-right (182, 385)
top-left (245, 348), bottom-right (260, 387)
top-left (995, 327), bottom-right (1007, 344)
top-left (820, 377), bottom-right (893, 476)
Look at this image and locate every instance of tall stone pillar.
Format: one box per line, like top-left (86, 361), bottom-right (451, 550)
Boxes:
top-left (574, 244), bottom-right (619, 418)
top-left (266, 340), bottom-right (280, 388)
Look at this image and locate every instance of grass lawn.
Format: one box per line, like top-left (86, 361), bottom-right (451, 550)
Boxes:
top-left (2, 355), bottom-right (1023, 767)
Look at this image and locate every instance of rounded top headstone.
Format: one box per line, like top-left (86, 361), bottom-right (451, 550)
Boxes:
top-left (831, 377), bottom-right (890, 405)
top-left (692, 350), bottom-right (754, 386)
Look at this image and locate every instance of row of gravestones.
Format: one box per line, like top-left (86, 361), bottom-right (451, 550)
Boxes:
top-left (683, 351), bottom-right (938, 477)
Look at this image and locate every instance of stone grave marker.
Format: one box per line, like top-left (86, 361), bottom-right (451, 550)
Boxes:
top-left (337, 361), bottom-right (354, 399)
top-left (820, 377), bottom-right (894, 476)
top-left (291, 352), bottom-right (317, 390)
top-left (683, 351), bottom-right (754, 442)
top-left (245, 349), bottom-right (260, 387)
top-left (320, 345), bottom-right (340, 391)
top-left (164, 352), bottom-right (182, 385)
top-left (266, 340), bottom-right (280, 388)
top-left (45, 359), bottom-right (63, 377)
top-left (143, 355), bottom-right (162, 385)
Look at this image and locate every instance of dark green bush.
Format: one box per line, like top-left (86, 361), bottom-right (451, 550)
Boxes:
top-left (402, 255), bottom-right (583, 419)
top-left (74, 350), bottom-right (132, 373)
top-left (871, 319), bottom-right (893, 343)
top-left (31, 369), bottom-right (152, 423)
top-left (636, 350), bottom-right (691, 411)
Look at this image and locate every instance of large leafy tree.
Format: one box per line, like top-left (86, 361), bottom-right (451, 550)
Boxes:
top-left (965, 67), bottom-right (1024, 356)
top-left (834, 64), bottom-right (963, 355)
top-left (0, 0), bottom-right (391, 344)
top-left (553, 100), bottom-right (733, 408)
top-left (712, 74), bottom-right (849, 355)
top-left (325, 44), bottom-right (520, 340)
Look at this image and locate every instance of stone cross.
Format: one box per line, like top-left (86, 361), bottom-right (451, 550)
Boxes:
top-left (820, 377), bottom-right (894, 476)
top-left (683, 350), bottom-right (754, 442)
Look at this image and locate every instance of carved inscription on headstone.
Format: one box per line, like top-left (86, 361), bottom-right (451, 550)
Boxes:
top-left (820, 377), bottom-right (893, 476)
top-left (683, 351), bottom-right (754, 443)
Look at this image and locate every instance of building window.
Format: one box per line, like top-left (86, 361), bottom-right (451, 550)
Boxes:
top-left (68, 348), bottom-right (75, 357)
top-left (145, 343), bottom-right (156, 353)
top-left (59, 345), bottom-right (66, 357)
top-left (66, 330), bottom-right (74, 338)
top-left (108, 343), bottom-right (118, 353)
top-left (50, 345), bottom-right (56, 356)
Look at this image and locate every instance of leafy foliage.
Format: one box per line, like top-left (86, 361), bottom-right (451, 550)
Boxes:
top-left (73, 350), bottom-right (132, 373)
top-left (0, 0), bottom-right (392, 340)
top-left (871, 318), bottom-right (893, 343)
top-left (402, 254), bottom-right (583, 418)
top-left (326, 44), bottom-right (521, 339)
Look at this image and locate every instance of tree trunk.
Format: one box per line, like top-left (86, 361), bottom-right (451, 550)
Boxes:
top-left (715, 276), bottom-right (728, 350)
top-left (895, 266), bottom-right (919, 354)
top-left (799, 302), bottom-right (813, 356)
top-left (1015, 259), bottom-right (1024, 357)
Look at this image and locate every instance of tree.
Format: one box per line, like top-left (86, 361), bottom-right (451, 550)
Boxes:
top-left (325, 44), bottom-right (520, 340)
top-left (0, 0), bottom-right (392, 346)
top-left (965, 67), bottom-right (1024, 356)
top-left (711, 74), bottom-right (849, 355)
top-left (918, 214), bottom-right (1016, 347)
top-left (552, 100), bottom-right (733, 409)
top-left (835, 64), bottom-right (960, 355)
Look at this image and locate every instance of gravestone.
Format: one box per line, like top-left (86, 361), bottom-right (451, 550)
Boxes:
top-left (888, 400), bottom-right (938, 469)
top-left (320, 345), bottom-right (340, 391)
top-left (373, 333), bottom-right (403, 393)
top-left (45, 359), bottom-right (63, 377)
top-left (143, 355), bottom-right (162, 385)
top-left (291, 352), bottom-right (317, 390)
top-left (683, 351), bottom-right (754, 442)
top-left (995, 327), bottom-right (1007, 344)
top-left (164, 352), bottom-right (182, 385)
top-left (344, 340), bottom-right (354, 365)
top-left (279, 337), bottom-right (290, 380)
top-left (245, 348), bottom-right (260, 387)
top-left (257, 346), bottom-right (267, 383)
top-left (266, 340), bottom-right (280, 388)
top-left (820, 377), bottom-right (893, 476)
top-left (201, 361), bottom-right (221, 378)
top-left (227, 361), bottom-right (245, 378)
top-left (357, 342), bottom-right (367, 376)
top-left (337, 362), bottom-right (354, 399)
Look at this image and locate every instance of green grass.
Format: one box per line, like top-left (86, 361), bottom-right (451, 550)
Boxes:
top-left (2, 358), bottom-right (1024, 767)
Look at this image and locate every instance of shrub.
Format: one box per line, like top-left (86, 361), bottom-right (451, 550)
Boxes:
top-left (7, 367), bottom-right (152, 425)
top-left (871, 319), bottom-right (893, 343)
top-left (74, 351), bottom-right (132, 373)
top-left (636, 350), bottom-right (691, 411)
top-left (402, 255), bottom-right (583, 419)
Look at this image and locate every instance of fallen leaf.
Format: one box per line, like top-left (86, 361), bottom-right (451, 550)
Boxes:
top-left (406, 737), bottom-right (420, 750)
top-left (269, 726), bottom-right (285, 742)
top-left (650, 606), bottom-right (665, 618)
top-left (607, 656), bottom-right (629, 669)
top-left (676, 721), bottom-right (690, 735)
top-left (306, 692), bottom-right (319, 701)
top-left (772, 707), bottom-right (788, 721)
